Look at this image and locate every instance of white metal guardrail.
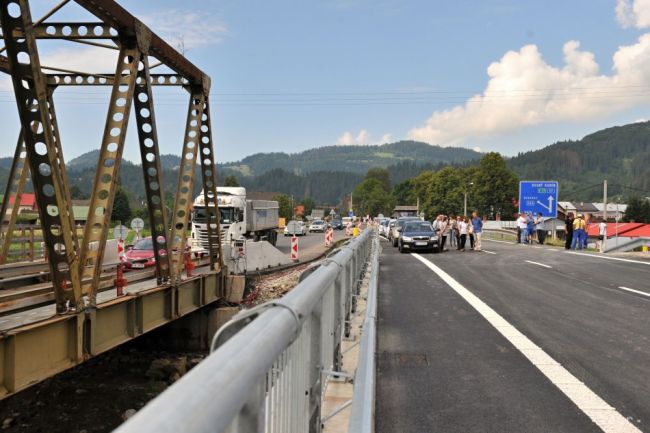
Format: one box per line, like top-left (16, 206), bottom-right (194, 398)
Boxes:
top-left (348, 234), bottom-right (380, 433)
top-left (116, 228), bottom-right (375, 433)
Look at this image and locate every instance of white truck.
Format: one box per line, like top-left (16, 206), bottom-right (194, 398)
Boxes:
top-left (190, 187), bottom-right (279, 250)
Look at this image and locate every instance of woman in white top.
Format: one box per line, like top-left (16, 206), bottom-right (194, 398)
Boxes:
top-left (458, 217), bottom-right (468, 251)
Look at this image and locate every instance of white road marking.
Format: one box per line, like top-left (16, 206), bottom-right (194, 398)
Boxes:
top-left (483, 239), bottom-right (516, 245)
top-left (482, 250), bottom-right (497, 255)
top-left (618, 286), bottom-right (650, 298)
top-left (566, 251), bottom-right (650, 266)
top-left (411, 253), bottom-right (642, 433)
top-left (379, 235), bottom-right (390, 241)
top-left (525, 260), bottom-right (552, 269)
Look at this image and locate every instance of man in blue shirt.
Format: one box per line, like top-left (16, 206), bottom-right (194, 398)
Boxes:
top-left (471, 211), bottom-right (483, 251)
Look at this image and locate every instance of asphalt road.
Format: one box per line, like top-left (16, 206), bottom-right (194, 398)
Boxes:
top-left (274, 228), bottom-right (348, 262)
top-left (376, 237), bottom-right (650, 433)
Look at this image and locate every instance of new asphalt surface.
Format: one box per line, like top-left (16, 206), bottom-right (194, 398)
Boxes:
top-left (376, 237), bottom-right (650, 432)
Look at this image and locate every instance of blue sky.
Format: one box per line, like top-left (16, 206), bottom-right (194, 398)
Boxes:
top-left (2, 0), bottom-right (650, 163)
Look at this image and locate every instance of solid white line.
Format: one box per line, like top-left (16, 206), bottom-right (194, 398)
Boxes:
top-left (525, 260), bottom-right (552, 269)
top-left (483, 239), bottom-right (515, 245)
top-left (482, 250), bottom-right (497, 255)
top-left (410, 253), bottom-right (641, 433)
top-left (618, 286), bottom-right (650, 297)
top-left (566, 251), bottom-right (650, 266)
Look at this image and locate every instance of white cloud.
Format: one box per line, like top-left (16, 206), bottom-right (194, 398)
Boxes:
top-left (616, 0), bottom-right (650, 28)
top-left (336, 129), bottom-right (393, 145)
top-left (141, 10), bottom-right (228, 52)
top-left (408, 36), bottom-right (650, 146)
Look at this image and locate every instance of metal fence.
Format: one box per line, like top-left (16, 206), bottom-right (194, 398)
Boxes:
top-left (348, 234), bottom-right (380, 433)
top-left (116, 228), bottom-right (376, 433)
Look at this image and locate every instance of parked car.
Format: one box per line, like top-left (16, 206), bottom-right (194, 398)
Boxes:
top-left (284, 220), bottom-right (308, 236)
top-left (398, 221), bottom-right (440, 253)
top-left (309, 220), bottom-right (326, 232)
top-left (390, 217), bottom-right (421, 247)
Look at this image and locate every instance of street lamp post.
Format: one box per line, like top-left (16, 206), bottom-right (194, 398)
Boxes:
top-left (463, 182), bottom-right (474, 217)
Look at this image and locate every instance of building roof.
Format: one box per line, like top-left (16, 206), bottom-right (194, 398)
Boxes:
top-left (573, 202), bottom-right (599, 213)
top-left (8, 193), bottom-right (36, 207)
top-left (586, 222), bottom-right (644, 237)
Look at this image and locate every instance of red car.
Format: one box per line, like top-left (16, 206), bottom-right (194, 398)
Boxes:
top-left (124, 237), bottom-right (157, 269)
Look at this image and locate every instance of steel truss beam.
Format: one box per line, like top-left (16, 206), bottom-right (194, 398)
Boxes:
top-left (170, 94), bottom-right (204, 281)
top-left (74, 0), bottom-right (207, 86)
top-left (133, 50), bottom-right (172, 284)
top-left (0, 0), bottom-right (82, 313)
top-left (48, 72), bottom-right (186, 86)
top-left (2, 22), bottom-right (115, 39)
top-left (197, 95), bottom-right (223, 271)
top-left (0, 133), bottom-right (28, 264)
top-left (79, 46), bottom-right (139, 303)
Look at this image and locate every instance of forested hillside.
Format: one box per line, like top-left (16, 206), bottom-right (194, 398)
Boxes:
top-left (220, 141), bottom-right (480, 176)
top-left (509, 121), bottom-right (650, 201)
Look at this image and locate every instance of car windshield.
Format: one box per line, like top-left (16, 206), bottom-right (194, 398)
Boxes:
top-left (313, 220), bottom-right (324, 224)
top-left (133, 238), bottom-right (153, 250)
top-left (404, 222), bottom-right (434, 233)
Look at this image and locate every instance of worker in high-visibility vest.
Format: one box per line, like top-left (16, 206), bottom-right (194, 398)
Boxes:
top-left (352, 224), bottom-right (360, 237)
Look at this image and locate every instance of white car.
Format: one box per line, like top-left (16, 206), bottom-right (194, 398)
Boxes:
top-left (284, 220), bottom-right (307, 236)
top-left (309, 220), bottom-right (326, 232)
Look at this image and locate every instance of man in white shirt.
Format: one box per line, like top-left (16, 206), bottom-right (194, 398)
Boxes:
top-left (597, 219), bottom-right (607, 252)
top-left (516, 213), bottom-right (528, 244)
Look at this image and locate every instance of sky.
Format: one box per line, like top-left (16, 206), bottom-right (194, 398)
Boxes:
top-left (2, 0), bottom-right (650, 163)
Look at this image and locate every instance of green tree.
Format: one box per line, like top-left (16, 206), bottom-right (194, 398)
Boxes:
top-left (365, 167), bottom-right (390, 192)
top-left (300, 197), bottom-right (316, 216)
top-left (112, 187), bottom-right (132, 224)
top-left (353, 178), bottom-right (394, 217)
top-left (223, 175), bottom-right (240, 187)
top-left (392, 179), bottom-right (415, 205)
top-left (273, 193), bottom-right (293, 219)
top-left (471, 153), bottom-right (518, 219)
top-left (625, 196), bottom-right (650, 223)
top-left (69, 184), bottom-right (88, 200)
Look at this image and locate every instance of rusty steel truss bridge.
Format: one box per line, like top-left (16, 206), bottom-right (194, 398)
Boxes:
top-left (0, 0), bottom-right (231, 399)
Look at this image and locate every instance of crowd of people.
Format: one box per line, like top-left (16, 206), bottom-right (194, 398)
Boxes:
top-left (564, 212), bottom-right (607, 252)
top-left (515, 212), bottom-right (547, 245)
top-left (431, 211), bottom-right (483, 252)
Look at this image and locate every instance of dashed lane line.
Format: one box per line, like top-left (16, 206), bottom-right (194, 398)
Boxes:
top-left (411, 253), bottom-right (642, 433)
top-left (482, 250), bottom-right (497, 255)
top-left (525, 260), bottom-right (552, 269)
top-left (618, 286), bottom-right (650, 298)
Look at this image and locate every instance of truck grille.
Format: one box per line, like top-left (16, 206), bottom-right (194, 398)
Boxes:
top-left (197, 228), bottom-right (228, 248)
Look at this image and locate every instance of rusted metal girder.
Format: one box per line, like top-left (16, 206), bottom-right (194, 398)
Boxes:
top-left (0, 0), bottom-right (83, 313)
top-left (133, 49), bottom-right (172, 284)
top-left (197, 95), bottom-right (223, 271)
top-left (170, 94), bottom-right (204, 281)
top-left (47, 73), bottom-right (186, 86)
top-left (0, 133), bottom-right (28, 264)
top-left (73, 0), bottom-right (207, 86)
top-left (4, 22), bottom-right (115, 39)
top-left (79, 46), bottom-right (139, 304)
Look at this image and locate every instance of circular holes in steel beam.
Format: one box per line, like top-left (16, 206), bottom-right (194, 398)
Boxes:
top-left (34, 142), bottom-right (48, 156)
top-left (7, 3), bottom-right (21, 18)
top-left (38, 162), bottom-right (52, 176)
top-left (46, 204), bottom-right (59, 216)
top-left (140, 108), bottom-right (150, 118)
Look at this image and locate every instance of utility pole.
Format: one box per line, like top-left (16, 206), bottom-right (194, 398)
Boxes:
top-left (603, 179), bottom-right (608, 252)
top-left (350, 191), bottom-right (353, 216)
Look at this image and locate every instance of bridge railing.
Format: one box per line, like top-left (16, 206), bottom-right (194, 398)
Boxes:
top-left (116, 228), bottom-right (376, 433)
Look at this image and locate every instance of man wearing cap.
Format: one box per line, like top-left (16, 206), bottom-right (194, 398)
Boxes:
top-left (571, 213), bottom-right (586, 250)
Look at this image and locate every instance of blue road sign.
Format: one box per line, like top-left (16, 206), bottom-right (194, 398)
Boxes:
top-left (519, 181), bottom-right (558, 217)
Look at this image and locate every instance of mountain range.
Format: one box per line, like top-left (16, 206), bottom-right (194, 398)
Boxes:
top-left (1, 122), bottom-right (650, 204)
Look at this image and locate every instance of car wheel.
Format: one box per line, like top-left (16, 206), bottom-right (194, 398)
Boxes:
top-left (392, 238), bottom-right (398, 247)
